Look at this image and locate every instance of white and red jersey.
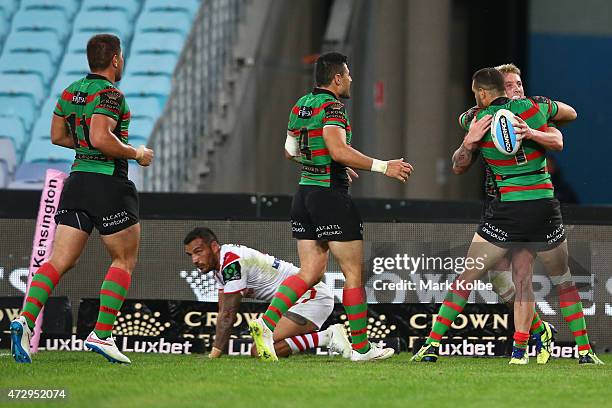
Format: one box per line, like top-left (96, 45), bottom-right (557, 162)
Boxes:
top-left (213, 244), bottom-right (300, 302)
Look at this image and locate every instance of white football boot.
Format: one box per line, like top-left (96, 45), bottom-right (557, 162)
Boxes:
top-left (85, 331), bottom-right (131, 364)
top-left (10, 316), bottom-right (32, 363)
top-left (350, 342), bottom-right (395, 362)
top-left (327, 324), bottom-right (352, 358)
top-left (248, 318), bottom-right (278, 362)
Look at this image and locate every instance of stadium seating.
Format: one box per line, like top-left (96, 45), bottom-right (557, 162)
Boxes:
top-left (131, 32), bottom-right (186, 55)
top-left (128, 96), bottom-right (163, 121)
top-left (81, 0), bottom-right (141, 20)
top-left (21, 0), bottom-right (80, 19)
top-left (126, 53), bottom-right (178, 76)
top-left (0, 52), bottom-right (55, 83)
top-left (145, 0), bottom-right (200, 15)
top-left (73, 11), bottom-right (132, 42)
top-left (1, 0), bottom-right (202, 189)
top-left (2, 31), bottom-right (64, 63)
top-left (12, 9), bottom-right (72, 40)
top-left (136, 11), bottom-right (192, 36)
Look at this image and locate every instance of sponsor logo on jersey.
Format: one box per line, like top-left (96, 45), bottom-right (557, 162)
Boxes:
top-left (297, 106), bottom-right (313, 118)
top-left (222, 262), bottom-right (241, 283)
top-left (72, 91), bottom-right (88, 105)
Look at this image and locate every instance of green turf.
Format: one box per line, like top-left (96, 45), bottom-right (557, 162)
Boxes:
top-left (1, 352), bottom-right (611, 408)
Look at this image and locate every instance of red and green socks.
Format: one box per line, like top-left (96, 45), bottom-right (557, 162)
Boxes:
top-left (343, 287), bottom-right (371, 354)
top-left (21, 263), bottom-right (61, 329)
top-left (262, 275), bottom-right (309, 331)
top-left (558, 284), bottom-right (591, 352)
top-left (426, 284), bottom-right (470, 345)
top-left (94, 267), bottom-right (131, 339)
top-left (512, 331), bottom-right (530, 356)
top-left (530, 307), bottom-right (546, 335)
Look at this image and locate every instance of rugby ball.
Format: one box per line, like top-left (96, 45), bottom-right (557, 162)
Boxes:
top-left (491, 109), bottom-right (520, 155)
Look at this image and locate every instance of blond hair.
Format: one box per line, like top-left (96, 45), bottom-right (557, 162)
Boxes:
top-left (495, 63), bottom-right (521, 76)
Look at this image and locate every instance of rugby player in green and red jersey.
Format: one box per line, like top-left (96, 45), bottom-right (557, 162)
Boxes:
top-left (249, 52), bottom-right (413, 362)
top-left (412, 67), bottom-right (603, 365)
top-left (454, 63), bottom-right (579, 364)
top-left (10, 34), bottom-right (153, 364)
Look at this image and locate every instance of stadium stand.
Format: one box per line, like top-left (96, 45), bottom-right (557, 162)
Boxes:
top-left (0, 0), bottom-right (202, 189)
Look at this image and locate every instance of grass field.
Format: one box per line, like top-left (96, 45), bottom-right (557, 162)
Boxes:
top-left (1, 352), bottom-right (611, 408)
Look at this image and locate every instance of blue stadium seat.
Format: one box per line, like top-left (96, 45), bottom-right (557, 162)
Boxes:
top-left (2, 31), bottom-right (64, 63)
top-left (0, 137), bottom-right (18, 175)
top-left (0, 52), bottom-right (55, 83)
top-left (73, 11), bottom-right (132, 42)
top-left (137, 11), bottom-right (191, 36)
top-left (52, 74), bottom-right (85, 98)
top-left (0, 116), bottom-right (27, 152)
top-left (58, 53), bottom-right (90, 76)
top-left (12, 10), bottom-right (72, 40)
top-left (0, 73), bottom-right (45, 106)
top-left (129, 117), bottom-right (155, 141)
top-left (120, 74), bottom-right (171, 101)
top-left (0, 0), bottom-right (20, 17)
top-left (145, 0), bottom-right (200, 16)
top-left (82, 0), bottom-right (141, 20)
top-left (31, 110), bottom-right (54, 142)
top-left (9, 161), bottom-right (72, 189)
top-left (127, 96), bottom-right (163, 120)
top-left (131, 32), bottom-right (185, 55)
top-left (23, 137), bottom-right (75, 163)
top-left (21, 0), bottom-right (80, 19)
top-left (126, 53), bottom-right (178, 76)
top-left (0, 95), bottom-right (37, 129)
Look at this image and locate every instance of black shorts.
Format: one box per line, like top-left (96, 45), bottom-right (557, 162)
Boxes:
top-left (477, 197), bottom-right (565, 251)
top-left (290, 185), bottom-right (363, 241)
top-left (55, 172), bottom-right (139, 236)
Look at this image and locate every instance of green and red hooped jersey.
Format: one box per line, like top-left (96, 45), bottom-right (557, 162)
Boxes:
top-left (54, 73), bottom-right (131, 178)
top-left (463, 96), bottom-right (559, 202)
top-left (287, 88), bottom-right (352, 189)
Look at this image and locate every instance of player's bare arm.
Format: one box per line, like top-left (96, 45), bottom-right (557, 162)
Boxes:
top-left (551, 100), bottom-right (577, 126)
top-left (210, 292), bottom-right (242, 358)
top-left (452, 115), bottom-right (491, 175)
top-left (50, 114), bottom-right (75, 149)
top-left (90, 114), bottom-right (154, 166)
top-left (322, 125), bottom-right (414, 182)
top-left (514, 116), bottom-right (563, 151)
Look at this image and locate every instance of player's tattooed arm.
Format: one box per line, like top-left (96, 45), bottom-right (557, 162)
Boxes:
top-left (452, 115), bottom-right (492, 175)
top-left (452, 143), bottom-right (477, 175)
top-left (211, 292), bottom-right (243, 356)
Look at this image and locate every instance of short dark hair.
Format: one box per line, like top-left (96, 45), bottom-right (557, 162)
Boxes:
top-left (87, 34), bottom-right (121, 71)
top-left (472, 67), bottom-right (505, 92)
top-left (183, 227), bottom-right (219, 246)
top-left (315, 52), bottom-right (348, 87)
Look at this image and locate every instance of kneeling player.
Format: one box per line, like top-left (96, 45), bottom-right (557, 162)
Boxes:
top-left (183, 227), bottom-right (351, 359)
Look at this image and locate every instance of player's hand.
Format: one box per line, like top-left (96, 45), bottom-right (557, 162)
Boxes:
top-left (135, 145), bottom-right (154, 167)
top-left (513, 116), bottom-right (533, 141)
top-left (346, 167), bottom-right (359, 184)
top-left (464, 115), bottom-right (492, 150)
top-left (385, 158), bottom-right (414, 183)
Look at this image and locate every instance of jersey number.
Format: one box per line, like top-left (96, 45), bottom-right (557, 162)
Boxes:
top-left (299, 127), bottom-right (312, 160)
top-left (66, 113), bottom-right (94, 149)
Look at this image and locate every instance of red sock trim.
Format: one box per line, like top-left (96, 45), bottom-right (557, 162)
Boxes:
top-left (430, 332), bottom-right (443, 341)
top-left (282, 275), bottom-right (309, 297)
top-left (513, 331), bottom-right (530, 342)
top-left (268, 305), bottom-right (282, 318)
top-left (99, 306), bottom-right (119, 316)
top-left (436, 315), bottom-right (453, 327)
top-left (100, 289), bottom-right (125, 302)
top-left (342, 287), bottom-right (365, 306)
top-left (442, 300), bottom-right (463, 313)
top-left (31, 280), bottom-right (52, 296)
top-left (578, 344), bottom-right (591, 351)
top-left (26, 296), bottom-right (43, 309)
top-left (95, 322), bottom-right (114, 331)
top-left (573, 329), bottom-right (588, 337)
top-left (105, 267), bottom-right (131, 291)
top-left (262, 315), bottom-right (277, 328)
top-left (346, 311), bottom-right (368, 321)
top-left (22, 311), bottom-right (36, 323)
top-left (450, 286), bottom-right (470, 300)
top-left (38, 263), bottom-right (60, 286)
top-left (351, 328), bottom-right (367, 336)
top-left (311, 333), bottom-right (319, 347)
top-left (352, 339), bottom-right (369, 351)
top-left (530, 319), bottom-right (543, 332)
top-left (564, 311), bottom-right (584, 322)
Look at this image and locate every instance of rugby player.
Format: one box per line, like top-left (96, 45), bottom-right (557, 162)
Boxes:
top-left (454, 63), bottom-right (577, 364)
top-left (249, 52), bottom-right (413, 362)
top-left (183, 227), bottom-right (351, 359)
top-left (413, 67), bottom-right (603, 365)
top-left (10, 34), bottom-right (153, 364)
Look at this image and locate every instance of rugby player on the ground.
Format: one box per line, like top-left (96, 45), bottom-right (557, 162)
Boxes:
top-left (183, 227), bottom-right (352, 359)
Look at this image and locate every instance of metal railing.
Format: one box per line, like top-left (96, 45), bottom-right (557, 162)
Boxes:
top-left (144, 0), bottom-right (244, 191)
